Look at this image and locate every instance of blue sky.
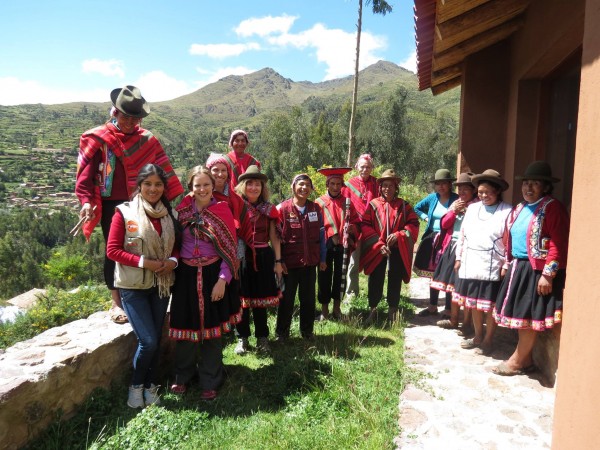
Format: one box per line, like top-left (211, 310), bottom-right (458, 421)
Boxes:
top-left (0, 0), bottom-right (416, 106)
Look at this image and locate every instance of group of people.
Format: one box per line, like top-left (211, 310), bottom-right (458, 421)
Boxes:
top-left (414, 164), bottom-right (568, 377)
top-left (75, 85), bottom-right (569, 409)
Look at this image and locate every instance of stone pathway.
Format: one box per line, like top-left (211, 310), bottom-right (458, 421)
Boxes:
top-left (396, 277), bottom-right (555, 449)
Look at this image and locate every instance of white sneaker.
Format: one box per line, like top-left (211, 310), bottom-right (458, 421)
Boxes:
top-left (127, 384), bottom-right (145, 408)
top-left (256, 337), bottom-right (271, 353)
top-left (144, 384), bottom-right (161, 406)
top-left (234, 338), bottom-right (249, 355)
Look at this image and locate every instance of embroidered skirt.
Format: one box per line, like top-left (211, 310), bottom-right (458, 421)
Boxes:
top-left (430, 242), bottom-right (457, 293)
top-left (240, 246), bottom-right (281, 308)
top-left (494, 259), bottom-right (564, 331)
top-left (452, 277), bottom-right (501, 312)
top-left (169, 260), bottom-right (242, 341)
top-left (413, 230), bottom-right (438, 278)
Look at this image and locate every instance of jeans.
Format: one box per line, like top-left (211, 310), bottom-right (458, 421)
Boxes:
top-left (120, 287), bottom-right (169, 387)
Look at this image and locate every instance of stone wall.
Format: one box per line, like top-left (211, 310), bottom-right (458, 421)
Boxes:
top-left (0, 311), bottom-right (137, 450)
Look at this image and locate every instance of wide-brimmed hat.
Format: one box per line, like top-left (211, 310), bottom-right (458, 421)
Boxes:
top-left (317, 167), bottom-right (352, 183)
top-left (110, 85), bottom-right (150, 118)
top-left (515, 161), bottom-right (560, 183)
top-left (429, 169), bottom-right (456, 183)
top-left (471, 169), bottom-right (509, 191)
top-left (238, 165), bottom-right (267, 182)
top-left (377, 169), bottom-right (401, 185)
top-left (453, 172), bottom-right (475, 187)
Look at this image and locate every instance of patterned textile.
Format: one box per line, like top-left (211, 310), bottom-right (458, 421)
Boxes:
top-left (238, 199), bottom-right (279, 271)
top-left (175, 195), bottom-right (238, 277)
top-left (359, 197), bottom-right (419, 283)
top-left (223, 151), bottom-right (261, 187)
top-left (342, 175), bottom-right (378, 219)
top-left (76, 121), bottom-right (183, 240)
top-left (315, 193), bottom-right (359, 247)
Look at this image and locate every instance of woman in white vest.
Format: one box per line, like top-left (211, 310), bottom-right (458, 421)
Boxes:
top-left (453, 169), bottom-right (512, 356)
top-left (106, 163), bottom-right (180, 408)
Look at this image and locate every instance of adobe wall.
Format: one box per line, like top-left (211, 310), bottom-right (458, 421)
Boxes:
top-left (457, 0), bottom-right (587, 386)
top-left (552, 0), bottom-right (600, 448)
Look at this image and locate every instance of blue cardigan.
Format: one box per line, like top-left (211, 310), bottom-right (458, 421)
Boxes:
top-left (414, 192), bottom-right (459, 234)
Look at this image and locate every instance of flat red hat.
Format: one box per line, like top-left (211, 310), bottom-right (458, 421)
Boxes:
top-left (317, 167), bottom-right (352, 181)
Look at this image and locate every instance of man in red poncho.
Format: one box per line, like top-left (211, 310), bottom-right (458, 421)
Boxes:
top-left (360, 169), bottom-right (419, 324)
top-left (316, 167), bottom-right (359, 320)
top-left (75, 85), bottom-right (183, 323)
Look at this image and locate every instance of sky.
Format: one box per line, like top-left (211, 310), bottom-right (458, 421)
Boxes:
top-left (0, 0), bottom-right (417, 106)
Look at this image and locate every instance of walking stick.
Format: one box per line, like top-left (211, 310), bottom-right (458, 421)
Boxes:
top-left (339, 197), bottom-right (352, 300)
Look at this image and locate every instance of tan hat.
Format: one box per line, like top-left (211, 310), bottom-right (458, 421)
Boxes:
top-left (110, 85), bottom-right (150, 118)
top-left (238, 165), bottom-right (267, 182)
top-left (377, 169), bottom-right (401, 185)
top-left (471, 169), bottom-right (509, 192)
top-left (429, 169), bottom-right (456, 183)
top-left (515, 161), bottom-right (560, 183)
top-left (453, 172), bottom-right (475, 187)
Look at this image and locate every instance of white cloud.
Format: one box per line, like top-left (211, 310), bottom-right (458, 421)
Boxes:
top-left (189, 43), bottom-right (260, 59)
top-left (0, 77), bottom-right (107, 105)
top-left (399, 50), bottom-right (417, 73)
top-left (268, 23), bottom-right (387, 80)
top-left (133, 71), bottom-right (195, 102)
top-left (236, 14), bottom-right (298, 37)
top-left (81, 59), bottom-right (125, 78)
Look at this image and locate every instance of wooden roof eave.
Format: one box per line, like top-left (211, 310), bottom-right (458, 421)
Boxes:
top-left (434, 0), bottom-right (528, 53)
top-left (432, 16), bottom-right (525, 72)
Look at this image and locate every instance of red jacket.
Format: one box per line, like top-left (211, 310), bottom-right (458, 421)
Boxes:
top-left (503, 196), bottom-right (569, 277)
top-left (278, 199), bottom-right (322, 269)
top-left (315, 193), bottom-right (359, 248)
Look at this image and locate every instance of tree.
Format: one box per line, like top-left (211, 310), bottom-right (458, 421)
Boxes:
top-left (347, 0), bottom-right (392, 166)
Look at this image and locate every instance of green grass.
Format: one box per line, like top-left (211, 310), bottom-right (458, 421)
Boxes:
top-left (25, 277), bottom-right (417, 450)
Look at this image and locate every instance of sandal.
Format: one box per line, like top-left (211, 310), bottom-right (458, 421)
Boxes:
top-left (417, 308), bottom-right (438, 317)
top-left (474, 344), bottom-right (494, 356)
top-left (460, 338), bottom-right (481, 349)
top-left (200, 389), bottom-right (218, 401)
top-left (436, 319), bottom-right (458, 329)
top-left (492, 362), bottom-right (536, 376)
top-left (170, 383), bottom-right (187, 395)
top-left (109, 306), bottom-right (128, 324)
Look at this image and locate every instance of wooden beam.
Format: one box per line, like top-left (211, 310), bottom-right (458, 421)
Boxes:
top-left (432, 16), bottom-right (524, 71)
top-left (431, 76), bottom-right (462, 95)
top-left (435, 0), bottom-right (528, 53)
top-left (431, 64), bottom-right (462, 85)
top-left (437, 0), bottom-right (492, 24)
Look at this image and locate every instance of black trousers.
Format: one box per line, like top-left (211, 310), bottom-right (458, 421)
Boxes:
top-left (367, 248), bottom-right (405, 309)
top-left (236, 307), bottom-right (269, 338)
top-left (318, 244), bottom-right (344, 305)
top-left (276, 265), bottom-right (317, 338)
top-left (173, 338), bottom-right (223, 390)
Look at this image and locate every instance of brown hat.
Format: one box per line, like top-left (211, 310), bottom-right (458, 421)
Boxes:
top-left (238, 165), bottom-right (267, 182)
top-left (471, 169), bottom-right (509, 192)
top-left (453, 172), bottom-right (475, 187)
top-left (377, 169), bottom-right (401, 185)
top-left (110, 85), bottom-right (150, 118)
top-left (429, 169), bottom-right (456, 183)
top-left (515, 161), bottom-right (560, 183)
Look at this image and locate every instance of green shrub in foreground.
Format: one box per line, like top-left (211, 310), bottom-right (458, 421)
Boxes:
top-left (0, 285), bottom-right (110, 349)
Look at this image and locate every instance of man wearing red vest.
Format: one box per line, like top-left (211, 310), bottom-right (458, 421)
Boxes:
top-left (275, 174), bottom-right (327, 341)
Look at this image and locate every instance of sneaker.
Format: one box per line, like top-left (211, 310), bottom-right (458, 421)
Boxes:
top-left (234, 338), bottom-right (249, 355)
top-left (256, 337), bottom-right (271, 353)
top-left (127, 384), bottom-right (145, 408)
top-left (144, 384), bottom-right (161, 406)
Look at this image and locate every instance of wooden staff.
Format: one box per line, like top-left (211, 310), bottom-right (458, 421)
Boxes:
top-left (69, 205), bottom-right (97, 236)
top-left (339, 197), bottom-right (352, 300)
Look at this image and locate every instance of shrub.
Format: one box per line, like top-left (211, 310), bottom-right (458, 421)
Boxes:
top-left (0, 285), bottom-right (110, 349)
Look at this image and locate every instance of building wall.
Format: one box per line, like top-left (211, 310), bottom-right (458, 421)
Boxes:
top-left (552, 1), bottom-right (600, 447)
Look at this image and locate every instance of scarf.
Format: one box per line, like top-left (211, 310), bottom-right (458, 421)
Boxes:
top-left (132, 195), bottom-right (175, 297)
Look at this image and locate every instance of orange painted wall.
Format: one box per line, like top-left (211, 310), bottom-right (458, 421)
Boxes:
top-left (552, 0), bottom-right (600, 447)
